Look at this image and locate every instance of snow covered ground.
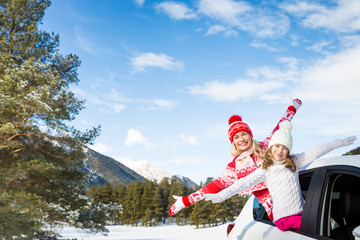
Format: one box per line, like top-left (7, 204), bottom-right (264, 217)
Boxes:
top-left (58, 223), bottom-right (228, 240)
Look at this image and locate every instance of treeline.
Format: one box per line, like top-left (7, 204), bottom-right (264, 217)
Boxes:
top-left (86, 177), bottom-right (249, 228)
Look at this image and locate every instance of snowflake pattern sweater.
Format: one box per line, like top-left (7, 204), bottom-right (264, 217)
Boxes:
top-left (204, 138), bottom-right (352, 221)
top-left (180, 103), bottom-right (299, 214)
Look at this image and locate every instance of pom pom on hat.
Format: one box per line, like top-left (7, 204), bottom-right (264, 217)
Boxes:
top-left (268, 120), bottom-right (293, 152)
top-left (228, 115), bottom-right (253, 143)
top-left (229, 115), bottom-right (242, 125)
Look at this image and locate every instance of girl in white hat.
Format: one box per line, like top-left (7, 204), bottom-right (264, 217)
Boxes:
top-left (204, 120), bottom-right (356, 231)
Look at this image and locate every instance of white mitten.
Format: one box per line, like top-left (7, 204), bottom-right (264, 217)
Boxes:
top-left (168, 195), bottom-right (185, 215)
top-left (342, 136), bottom-right (357, 146)
top-left (292, 98), bottom-right (302, 111)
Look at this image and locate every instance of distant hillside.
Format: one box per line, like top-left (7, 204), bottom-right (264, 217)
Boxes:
top-left (84, 147), bottom-right (146, 186)
top-left (83, 147), bottom-right (198, 189)
top-left (170, 175), bottom-right (198, 190)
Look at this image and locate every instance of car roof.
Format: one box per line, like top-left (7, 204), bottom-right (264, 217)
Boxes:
top-left (301, 155), bottom-right (360, 171)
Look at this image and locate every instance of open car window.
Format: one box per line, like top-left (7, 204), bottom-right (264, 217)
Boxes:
top-left (319, 171), bottom-right (360, 240)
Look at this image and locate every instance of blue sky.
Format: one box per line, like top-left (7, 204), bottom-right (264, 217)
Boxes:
top-left (41, 0), bottom-right (360, 184)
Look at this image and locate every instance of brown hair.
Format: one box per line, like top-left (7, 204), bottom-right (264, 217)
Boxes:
top-left (262, 145), bottom-right (297, 172)
top-left (231, 136), bottom-right (263, 159)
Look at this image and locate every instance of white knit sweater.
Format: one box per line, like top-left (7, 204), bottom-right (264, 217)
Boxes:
top-left (204, 138), bottom-right (354, 221)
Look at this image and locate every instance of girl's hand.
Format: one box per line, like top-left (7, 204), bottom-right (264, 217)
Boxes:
top-left (292, 98), bottom-right (302, 111)
top-left (168, 195), bottom-right (185, 215)
top-left (342, 136), bottom-right (357, 146)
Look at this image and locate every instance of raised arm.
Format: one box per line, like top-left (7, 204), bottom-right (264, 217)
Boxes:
top-left (295, 136), bottom-right (356, 168)
top-left (261, 99), bottom-right (302, 149)
top-left (204, 168), bottom-right (266, 204)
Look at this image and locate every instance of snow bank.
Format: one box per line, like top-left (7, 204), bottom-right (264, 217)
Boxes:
top-left (58, 223), bottom-right (228, 240)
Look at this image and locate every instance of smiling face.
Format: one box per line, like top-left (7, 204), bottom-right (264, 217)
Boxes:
top-left (233, 131), bottom-right (253, 152)
top-left (271, 144), bottom-right (289, 162)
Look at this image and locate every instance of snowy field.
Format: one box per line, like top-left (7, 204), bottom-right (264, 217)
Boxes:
top-left (58, 223), bottom-right (228, 240)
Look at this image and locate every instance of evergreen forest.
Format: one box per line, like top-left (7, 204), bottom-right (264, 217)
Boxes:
top-left (86, 177), bottom-right (249, 228)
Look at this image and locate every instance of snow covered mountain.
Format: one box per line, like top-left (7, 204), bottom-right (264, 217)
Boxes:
top-left (117, 159), bottom-right (172, 183)
top-left (83, 147), bottom-right (198, 189)
top-left (117, 159), bottom-right (198, 189)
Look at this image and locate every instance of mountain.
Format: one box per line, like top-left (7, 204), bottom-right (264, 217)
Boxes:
top-left (83, 147), bottom-right (198, 189)
top-left (83, 147), bottom-right (146, 186)
top-left (118, 159), bottom-right (198, 189)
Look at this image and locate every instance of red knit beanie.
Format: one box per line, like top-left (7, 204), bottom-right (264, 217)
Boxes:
top-left (228, 115), bottom-right (253, 143)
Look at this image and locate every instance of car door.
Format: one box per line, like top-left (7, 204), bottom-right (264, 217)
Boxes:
top-left (301, 165), bottom-right (360, 240)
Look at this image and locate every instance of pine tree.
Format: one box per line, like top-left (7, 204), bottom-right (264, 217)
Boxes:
top-left (159, 177), bottom-right (170, 223)
top-left (0, 0), bottom-right (102, 238)
top-left (140, 180), bottom-right (155, 226)
top-left (152, 185), bottom-right (163, 225)
top-left (124, 181), bottom-right (142, 226)
top-left (99, 184), bottom-right (113, 204)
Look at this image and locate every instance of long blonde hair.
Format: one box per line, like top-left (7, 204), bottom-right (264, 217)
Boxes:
top-left (262, 145), bottom-right (297, 172)
top-left (230, 136), bottom-right (263, 159)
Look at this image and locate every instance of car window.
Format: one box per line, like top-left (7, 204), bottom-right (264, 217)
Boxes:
top-left (319, 171), bottom-right (360, 240)
top-left (252, 172), bottom-right (313, 224)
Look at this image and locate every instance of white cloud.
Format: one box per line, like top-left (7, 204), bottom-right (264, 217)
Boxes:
top-left (197, 0), bottom-right (251, 23)
top-left (340, 34), bottom-right (360, 47)
top-left (197, 0), bottom-right (290, 38)
top-left (188, 43), bottom-right (360, 113)
top-left (205, 24), bottom-right (238, 37)
top-left (188, 79), bottom-right (284, 102)
top-left (125, 129), bottom-right (148, 146)
top-left (91, 142), bottom-right (112, 154)
top-left (250, 41), bottom-right (278, 51)
top-left (282, 0), bottom-right (360, 33)
top-left (74, 26), bottom-right (113, 56)
top-left (292, 44), bottom-right (360, 104)
top-left (155, 2), bottom-right (197, 20)
top-left (169, 156), bottom-right (203, 165)
top-left (306, 41), bottom-right (331, 54)
top-left (178, 134), bottom-right (199, 145)
top-left (111, 104), bottom-right (125, 113)
top-left (140, 99), bottom-right (179, 111)
top-left (130, 52), bottom-right (185, 72)
top-left (115, 157), bottom-right (134, 167)
top-left (134, 0), bottom-right (145, 7)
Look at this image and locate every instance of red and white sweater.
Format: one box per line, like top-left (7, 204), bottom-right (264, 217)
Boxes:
top-left (181, 104), bottom-right (298, 218)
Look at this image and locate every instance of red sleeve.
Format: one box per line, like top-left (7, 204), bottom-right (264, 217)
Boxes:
top-left (261, 105), bottom-right (297, 149)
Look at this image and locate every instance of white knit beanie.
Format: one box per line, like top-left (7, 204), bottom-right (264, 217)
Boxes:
top-left (268, 120), bottom-right (293, 152)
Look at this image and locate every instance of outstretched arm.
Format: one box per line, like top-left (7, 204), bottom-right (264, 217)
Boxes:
top-left (295, 136), bottom-right (357, 168)
top-left (169, 160), bottom-right (240, 215)
top-left (204, 168), bottom-right (265, 204)
top-left (261, 99), bottom-right (302, 149)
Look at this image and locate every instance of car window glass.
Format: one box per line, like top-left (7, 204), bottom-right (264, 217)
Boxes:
top-left (320, 172), bottom-right (360, 240)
